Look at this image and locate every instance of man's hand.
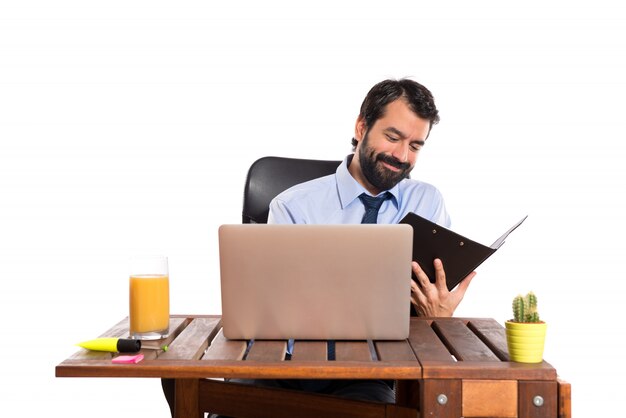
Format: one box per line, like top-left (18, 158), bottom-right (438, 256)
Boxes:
top-left (410, 258), bottom-right (475, 317)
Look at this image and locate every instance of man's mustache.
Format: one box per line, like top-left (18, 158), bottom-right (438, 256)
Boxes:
top-left (376, 153), bottom-right (410, 171)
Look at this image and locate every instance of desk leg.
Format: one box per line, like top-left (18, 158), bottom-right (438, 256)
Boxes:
top-left (420, 379), bottom-right (461, 418)
top-left (174, 378), bottom-right (201, 418)
top-left (557, 378), bottom-right (572, 418)
top-left (395, 380), bottom-right (420, 409)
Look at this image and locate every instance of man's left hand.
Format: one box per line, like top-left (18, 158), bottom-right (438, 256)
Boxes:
top-left (410, 258), bottom-right (475, 317)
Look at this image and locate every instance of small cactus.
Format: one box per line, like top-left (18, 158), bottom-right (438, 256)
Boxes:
top-left (512, 291), bottom-right (541, 323)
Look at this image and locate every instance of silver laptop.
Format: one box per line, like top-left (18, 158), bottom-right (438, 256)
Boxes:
top-left (218, 224), bottom-right (413, 340)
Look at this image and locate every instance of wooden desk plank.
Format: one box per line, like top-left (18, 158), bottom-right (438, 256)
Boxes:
top-left (134, 317), bottom-right (190, 360)
top-left (56, 359), bottom-right (424, 379)
top-left (375, 340), bottom-right (417, 362)
top-left (291, 341), bottom-right (328, 361)
top-left (420, 360), bottom-right (557, 380)
top-left (432, 319), bottom-right (500, 362)
top-left (159, 317), bottom-right (221, 361)
top-left (202, 329), bottom-right (247, 361)
top-left (407, 319), bottom-right (454, 362)
top-left (335, 341), bottom-right (372, 362)
top-left (246, 340), bottom-right (287, 361)
top-left (467, 318), bottom-right (509, 361)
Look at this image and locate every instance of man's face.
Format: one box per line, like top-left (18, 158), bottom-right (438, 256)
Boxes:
top-left (353, 99), bottom-right (431, 193)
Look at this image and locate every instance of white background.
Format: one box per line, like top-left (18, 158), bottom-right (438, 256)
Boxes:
top-left (1, 1), bottom-right (624, 416)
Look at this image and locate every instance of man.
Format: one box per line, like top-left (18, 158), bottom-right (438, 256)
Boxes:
top-left (164, 78), bottom-right (475, 415)
top-left (260, 78), bottom-right (475, 402)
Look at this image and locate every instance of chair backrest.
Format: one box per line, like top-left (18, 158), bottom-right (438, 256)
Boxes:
top-left (242, 156), bottom-right (342, 223)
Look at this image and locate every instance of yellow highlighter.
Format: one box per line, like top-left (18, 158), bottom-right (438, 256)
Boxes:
top-left (77, 338), bottom-right (168, 353)
top-left (77, 338), bottom-right (141, 353)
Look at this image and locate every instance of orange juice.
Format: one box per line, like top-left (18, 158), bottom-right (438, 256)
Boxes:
top-left (129, 274), bottom-right (170, 337)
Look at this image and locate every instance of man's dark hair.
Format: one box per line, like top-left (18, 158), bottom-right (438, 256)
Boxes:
top-left (352, 78), bottom-right (440, 149)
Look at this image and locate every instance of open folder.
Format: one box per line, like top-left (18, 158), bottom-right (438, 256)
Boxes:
top-left (400, 213), bottom-right (528, 290)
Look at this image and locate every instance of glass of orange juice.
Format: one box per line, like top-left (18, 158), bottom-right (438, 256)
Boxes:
top-left (129, 256), bottom-right (170, 340)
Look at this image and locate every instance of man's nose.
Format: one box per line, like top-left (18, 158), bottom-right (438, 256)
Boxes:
top-left (390, 141), bottom-right (409, 163)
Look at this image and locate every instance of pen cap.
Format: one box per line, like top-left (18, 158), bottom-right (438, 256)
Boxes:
top-left (117, 338), bottom-right (142, 353)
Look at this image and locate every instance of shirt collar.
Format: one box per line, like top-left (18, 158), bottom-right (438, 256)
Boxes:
top-left (336, 154), bottom-right (400, 209)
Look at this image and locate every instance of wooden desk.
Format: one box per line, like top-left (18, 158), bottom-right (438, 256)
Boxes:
top-left (56, 315), bottom-right (571, 418)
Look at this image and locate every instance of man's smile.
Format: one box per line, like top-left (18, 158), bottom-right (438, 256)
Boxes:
top-left (380, 160), bottom-right (402, 172)
top-left (376, 153), bottom-right (409, 173)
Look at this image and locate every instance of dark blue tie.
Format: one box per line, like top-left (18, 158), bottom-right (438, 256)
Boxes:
top-left (359, 192), bottom-right (391, 224)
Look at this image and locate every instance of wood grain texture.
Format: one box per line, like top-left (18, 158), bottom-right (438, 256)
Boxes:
top-left (202, 328), bottom-right (247, 360)
top-left (419, 360), bottom-right (557, 380)
top-left (421, 378), bottom-right (462, 418)
top-left (432, 319), bottom-right (500, 362)
top-left (159, 317), bottom-right (220, 361)
top-left (375, 340), bottom-right (417, 362)
top-left (467, 317), bottom-right (510, 361)
top-left (175, 379), bottom-right (201, 418)
top-left (558, 378), bottom-right (572, 418)
top-left (407, 319), bottom-right (454, 363)
top-left (335, 341), bottom-right (372, 362)
top-left (519, 380), bottom-right (558, 418)
top-left (246, 340), bottom-right (287, 361)
top-left (462, 379), bottom-right (517, 417)
top-left (291, 341), bottom-right (328, 361)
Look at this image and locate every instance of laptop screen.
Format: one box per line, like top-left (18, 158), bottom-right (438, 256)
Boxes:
top-left (218, 224), bottom-right (413, 340)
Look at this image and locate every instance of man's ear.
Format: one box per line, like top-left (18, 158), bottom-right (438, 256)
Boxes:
top-left (354, 116), bottom-right (367, 143)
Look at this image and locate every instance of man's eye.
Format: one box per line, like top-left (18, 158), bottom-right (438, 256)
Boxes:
top-left (410, 144), bottom-right (422, 152)
top-left (387, 135), bottom-right (399, 142)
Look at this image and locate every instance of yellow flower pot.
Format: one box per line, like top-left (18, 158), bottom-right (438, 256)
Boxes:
top-left (505, 321), bottom-right (547, 363)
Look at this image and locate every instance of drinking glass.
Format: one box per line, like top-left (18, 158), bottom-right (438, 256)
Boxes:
top-left (129, 256), bottom-right (170, 340)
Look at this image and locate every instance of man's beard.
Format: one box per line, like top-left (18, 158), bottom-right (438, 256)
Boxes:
top-left (359, 131), bottom-right (413, 191)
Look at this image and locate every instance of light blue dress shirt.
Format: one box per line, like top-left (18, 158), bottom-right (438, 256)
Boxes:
top-left (268, 155), bottom-right (451, 227)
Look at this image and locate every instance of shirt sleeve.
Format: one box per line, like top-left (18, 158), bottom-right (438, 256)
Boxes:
top-left (267, 198), bottom-right (297, 225)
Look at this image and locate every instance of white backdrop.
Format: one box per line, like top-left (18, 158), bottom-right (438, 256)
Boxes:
top-left (1, 1), bottom-right (625, 416)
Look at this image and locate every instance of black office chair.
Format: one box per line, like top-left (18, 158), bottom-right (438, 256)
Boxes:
top-left (242, 156), bottom-right (342, 224)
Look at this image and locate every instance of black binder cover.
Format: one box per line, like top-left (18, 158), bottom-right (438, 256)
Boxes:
top-left (400, 213), bottom-right (527, 291)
